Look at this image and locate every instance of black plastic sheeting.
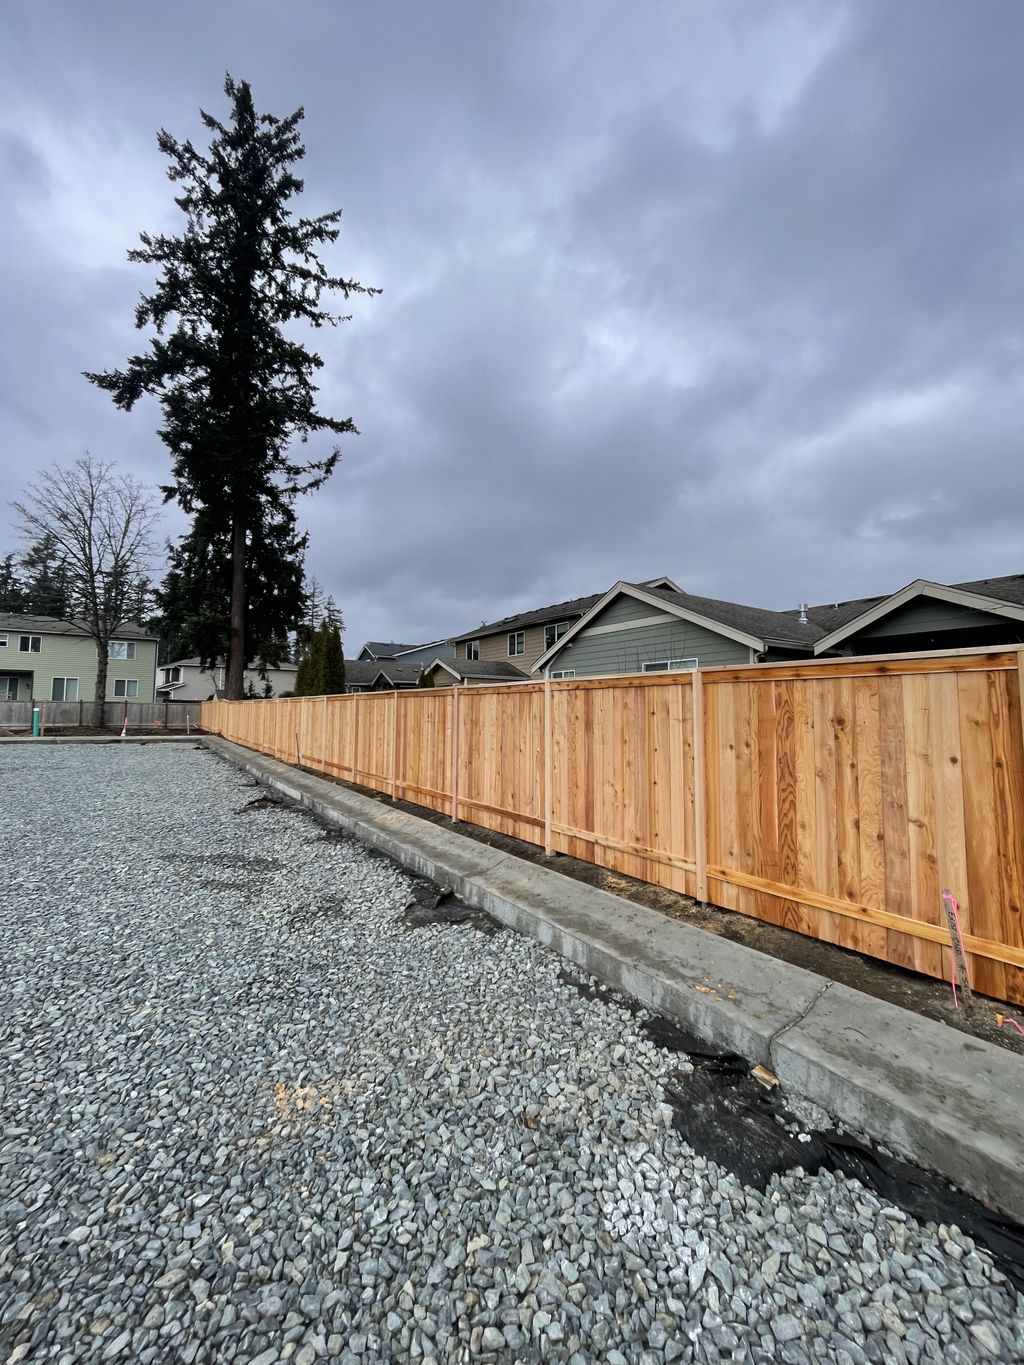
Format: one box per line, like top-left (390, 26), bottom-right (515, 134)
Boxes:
top-left (645, 1015), bottom-right (1024, 1297)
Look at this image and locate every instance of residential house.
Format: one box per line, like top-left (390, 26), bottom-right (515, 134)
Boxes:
top-left (449, 578), bottom-right (680, 673)
top-left (368, 662), bottom-right (425, 691)
top-left (156, 657), bottom-right (298, 701)
top-left (532, 582), bottom-right (823, 677)
top-left (533, 572), bottom-right (1024, 679)
top-left (798, 575), bottom-right (1024, 656)
top-left (344, 659), bottom-right (385, 693)
top-left (0, 613), bottom-right (158, 702)
top-left (357, 639), bottom-right (454, 666)
top-left (420, 658), bottom-right (531, 687)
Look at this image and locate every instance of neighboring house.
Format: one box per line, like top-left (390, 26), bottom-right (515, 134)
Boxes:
top-left (533, 582), bottom-right (823, 677)
top-left (156, 657), bottom-right (298, 701)
top-left (344, 660), bottom-right (384, 693)
top-left (0, 613), bottom-right (158, 703)
top-left (449, 578), bottom-right (680, 673)
top-left (368, 663), bottom-right (425, 691)
top-left (798, 575), bottom-right (1024, 656)
top-left (421, 658), bottom-right (531, 687)
top-left (357, 639), bottom-right (454, 666)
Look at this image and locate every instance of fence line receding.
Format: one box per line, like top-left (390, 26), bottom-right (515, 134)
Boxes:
top-left (202, 650), bottom-right (1024, 1005)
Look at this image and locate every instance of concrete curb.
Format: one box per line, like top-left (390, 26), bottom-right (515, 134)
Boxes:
top-left (204, 737), bottom-right (1024, 1221)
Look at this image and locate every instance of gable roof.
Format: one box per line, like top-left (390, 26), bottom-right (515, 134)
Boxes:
top-left (807, 577), bottom-right (1024, 655)
top-left (359, 641), bottom-right (422, 660)
top-left (532, 582), bottom-right (823, 672)
top-left (0, 612), bottom-right (156, 640)
top-left (427, 658), bottom-right (531, 683)
top-left (449, 577), bottom-right (681, 644)
top-left (343, 659), bottom-right (384, 688)
top-left (370, 662), bottom-right (425, 688)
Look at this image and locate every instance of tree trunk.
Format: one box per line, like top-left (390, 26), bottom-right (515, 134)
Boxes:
top-left (95, 642), bottom-right (108, 729)
top-left (226, 515), bottom-right (246, 699)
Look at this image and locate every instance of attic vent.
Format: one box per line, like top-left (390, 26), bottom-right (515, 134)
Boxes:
top-left (798, 603), bottom-right (809, 625)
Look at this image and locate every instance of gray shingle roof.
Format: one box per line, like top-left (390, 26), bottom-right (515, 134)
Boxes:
top-left (343, 659), bottom-right (383, 688)
top-left (645, 588), bottom-right (824, 648)
top-left (361, 641), bottom-right (421, 658)
top-left (795, 573), bottom-right (1024, 634)
top-left (449, 592), bottom-right (603, 644)
top-left (0, 613), bottom-right (156, 640)
top-left (433, 659), bottom-right (531, 681)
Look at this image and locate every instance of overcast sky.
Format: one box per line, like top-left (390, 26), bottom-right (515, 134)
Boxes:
top-left (2, 2), bottom-right (1022, 649)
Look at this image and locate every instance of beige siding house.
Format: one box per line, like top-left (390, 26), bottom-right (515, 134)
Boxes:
top-left (448, 578), bottom-right (680, 673)
top-left (156, 657), bottom-right (298, 701)
top-left (0, 613), bottom-right (158, 702)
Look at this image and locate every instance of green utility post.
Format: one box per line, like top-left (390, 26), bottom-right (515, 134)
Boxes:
top-left (31, 706), bottom-right (41, 737)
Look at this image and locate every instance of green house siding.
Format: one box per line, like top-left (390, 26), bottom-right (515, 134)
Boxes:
top-left (0, 633), bottom-right (159, 702)
top-left (842, 596), bottom-right (1024, 654)
top-left (551, 615), bottom-right (751, 677)
top-left (862, 598), bottom-right (1008, 638)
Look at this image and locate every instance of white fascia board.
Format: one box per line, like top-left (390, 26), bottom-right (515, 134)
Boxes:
top-left (811, 580), bottom-right (1024, 655)
top-left (429, 659), bottom-right (462, 681)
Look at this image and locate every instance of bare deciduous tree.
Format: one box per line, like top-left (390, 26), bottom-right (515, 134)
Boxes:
top-left (12, 456), bottom-right (157, 722)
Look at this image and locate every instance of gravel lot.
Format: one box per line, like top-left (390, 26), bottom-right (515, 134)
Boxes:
top-left (1, 743), bottom-right (1022, 1364)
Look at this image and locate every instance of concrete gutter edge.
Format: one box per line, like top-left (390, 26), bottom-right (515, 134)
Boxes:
top-left (204, 737), bottom-right (1024, 1222)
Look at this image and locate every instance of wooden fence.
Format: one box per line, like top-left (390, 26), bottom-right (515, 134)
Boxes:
top-left (0, 699), bottom-right (204, 731)
top-left (201, 648), bottom-right (1024, 1005)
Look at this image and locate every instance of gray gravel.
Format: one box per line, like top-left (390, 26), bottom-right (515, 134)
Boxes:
top-left (1, 743), bottom-right (1022, 1364)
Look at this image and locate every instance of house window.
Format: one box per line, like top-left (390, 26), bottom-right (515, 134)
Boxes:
top-left (51, 677), bottom-right (79, 702)
top-left (466, 640), bottom-right (480, 660)
top-left (550, 669), bottom-right (575, 679)
top-left (508, 631), bottom-right (525, 656)
top-left (641, 658), bottom-right (699, 673)
top-left (0, 633), bottom-right (7, 647)
top-left (544, 620), bottom-right (570, 650)
top-left (108, 640), bottom-right (137, 660)
top-left (114, 678), bottom-right (139, 698)
top-left (0, 677), bottom-right (19, 700)
top-left (19, 635), bottom-right (41, 653)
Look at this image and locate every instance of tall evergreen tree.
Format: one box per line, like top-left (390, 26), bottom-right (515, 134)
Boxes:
top-left (320, 621), bottom-right (346, 694)
top-left (0, 554), bottom-right (26, 613)
top-left (86, 76), bottom-right (379, 699)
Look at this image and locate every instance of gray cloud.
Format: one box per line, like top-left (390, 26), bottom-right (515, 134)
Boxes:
top-left (2, 1), bottom-right (1022, 651)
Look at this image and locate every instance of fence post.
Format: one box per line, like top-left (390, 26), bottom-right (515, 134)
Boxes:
top-left (692, 667), bottom-right (708, 904)
top-left (544, 678), bottom-right (553, 856)
top-left (321, 695), bottom-right (328, 773)
top-left (276, 698), bottom-right (282, 759)
top-left (391, 689), bottom-right (399, 800)
top-left (450, 685), bottom-right (460, 821)
top-left (78, 698), bottom-right (84, 728)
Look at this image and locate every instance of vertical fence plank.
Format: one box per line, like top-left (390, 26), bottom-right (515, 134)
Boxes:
top-left (391, 689), bottom-right (399, 800)
top-left (544, 678), bottom-right (553, 855)
top-left (692, 668), bottom-right (707, 902)
top-left (450, 686), bottom-right (460, 820)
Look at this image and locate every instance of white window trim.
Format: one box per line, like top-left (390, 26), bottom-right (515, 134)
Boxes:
top-left (641, 658), bottom-right (699, 673)
top-left (108, 640), bottom-right (137, 660)
top-left (508, 631), bottom-right (525, 656)
top-left (466, 640), bottom-right (480, 661)
top-left (50, 676), bottom-right (80, 702)
top-left (550, 669), bottom-right (576, 679)
top-left (114, 678), bottom-right (140, 698)
top-left (19, 635), bottom-right (41, 653)
top-left (543, 620), bottom-right (571, 649)
top-left (0, 633), bottom-right (7, 647)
